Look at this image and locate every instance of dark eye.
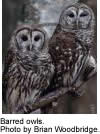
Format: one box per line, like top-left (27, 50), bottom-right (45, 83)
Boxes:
top-left (34, 35), bottom-right (41, 42)
top-left (80, 12), bottom-right (88, 17)
top-left (68, 13), bottom-right (75, 18)
top-left (21, 35), bottom-right (28, 41)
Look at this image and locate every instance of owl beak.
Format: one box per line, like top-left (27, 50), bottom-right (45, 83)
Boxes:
top-left (76, 19), bottom-right (79, 29)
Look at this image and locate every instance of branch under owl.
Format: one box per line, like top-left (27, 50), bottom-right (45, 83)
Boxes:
top-left (27, 87), bottom-right (69, 114)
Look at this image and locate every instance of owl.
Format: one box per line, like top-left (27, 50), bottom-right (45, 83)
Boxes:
top-left (3, 24), bottom-right (54, 114)
top-left (47, 3), bottom-right (96, 96)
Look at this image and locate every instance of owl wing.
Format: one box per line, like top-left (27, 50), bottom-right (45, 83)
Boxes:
top-left (2, 48), bottom-right (15, 104)
top-left (82, 55), bottom-right (97, 81)
top-left (68, 55), bottom-right (97, 97)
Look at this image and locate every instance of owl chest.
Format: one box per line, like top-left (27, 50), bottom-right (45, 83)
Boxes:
top-left (52, 61), bottom-right (73, 89)
top-left (49, 39), bottom-right (87, 89)
top-left (50, 49), bottom-right (87, 90)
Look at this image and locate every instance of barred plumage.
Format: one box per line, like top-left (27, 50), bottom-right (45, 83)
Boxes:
top-left (3, 24), bottom-right (54, 113)
top-left (47, 3), bottom-right (96, 96)
top-left (3, 3), bottom-right (96, 114)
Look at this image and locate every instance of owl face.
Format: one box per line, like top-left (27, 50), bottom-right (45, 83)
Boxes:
top-left (60, 4), bottom-right (93, 30)
top-left (9, 25), bottom-right (50, 70)
top-left (14, 25), bottom-right (46, 52)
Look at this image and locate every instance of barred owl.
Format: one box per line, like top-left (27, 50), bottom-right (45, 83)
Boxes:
top-left (47, 3), bottom-right (96, 96)
top-left (3, 24), bottom-right (54, 113)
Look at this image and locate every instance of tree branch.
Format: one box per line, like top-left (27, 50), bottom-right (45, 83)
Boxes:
top-left (26, 72), bottom-right (96, 114)
top-left (27, 87), bottom-right (69, 113)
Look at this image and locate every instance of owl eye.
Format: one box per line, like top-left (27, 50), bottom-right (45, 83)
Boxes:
top-left (16, 28), bottom-right (30, 42)
top-left (80, 12), bottom-right (89, 17)
top-left (32, 30), bottom-right (45, 49)
top-left (34, 35), bottom-right (41, 42)
top-left (16, 28), bottom-right (31, 50)
top-left (68, 13), bottom-right (75, 18)
top-left (21, 35), bottom-right (28, 41)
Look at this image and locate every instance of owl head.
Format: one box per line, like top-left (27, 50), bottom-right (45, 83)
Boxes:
top-left (9, 24), bottom-right (50, 70)
top-left (59, 3), bottom-right (95, 30)
top-left (58, 3), bottom-right (95, 46)
top-left (10, 24), bottom-right (48, 53)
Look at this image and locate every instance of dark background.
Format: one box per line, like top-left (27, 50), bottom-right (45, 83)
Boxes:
top-left (2, 0), bottom-right (97, 114)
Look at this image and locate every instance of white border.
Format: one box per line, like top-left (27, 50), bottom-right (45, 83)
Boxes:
top-left (0, 1), bottom-right (100, 132)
